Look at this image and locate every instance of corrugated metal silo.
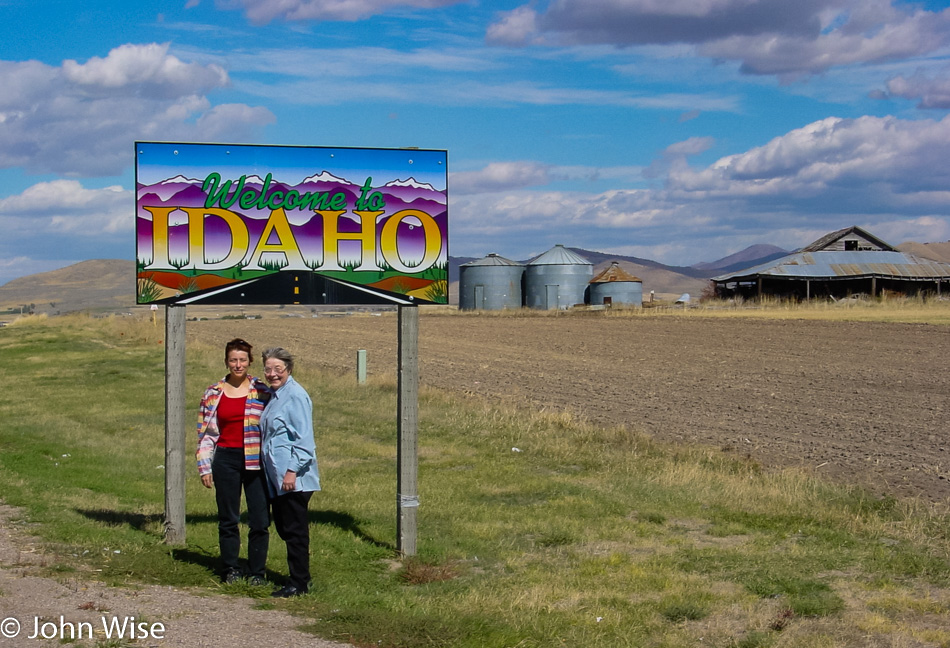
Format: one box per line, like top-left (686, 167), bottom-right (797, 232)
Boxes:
top-left (589, 262), bottom-right (643, 307)
top-left (459, 254), bottom-right (525, 310)
top-left (524, 245), bottom-right (593, 310)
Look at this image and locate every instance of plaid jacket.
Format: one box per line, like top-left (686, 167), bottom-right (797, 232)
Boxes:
top-left (196, 377), bottom-right (271, 475)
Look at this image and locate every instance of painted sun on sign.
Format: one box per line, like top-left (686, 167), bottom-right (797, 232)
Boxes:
top-left (135, 142), bottom-right (448, 306)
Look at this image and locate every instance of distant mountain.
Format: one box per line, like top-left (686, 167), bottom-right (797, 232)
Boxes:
top-left (448, 255), bottom-right (478, 283)
top-left (0, 259), bottom-right (134, 315)
top-left (897, 241), bottom-right (950, 264)
top-left (8, 239), bottom-right (940, 315)
top-left (692, 244), bottom-right (790, 274)
top-left (449, 248), bottom-right (712, 283)
top-left (568, 248), bottom-right (711, 279)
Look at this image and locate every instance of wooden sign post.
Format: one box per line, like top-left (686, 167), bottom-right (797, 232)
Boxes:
top-left (396, 304), bottom-right (419, 556)
top-left (163, 304), bottom-right (187, 545)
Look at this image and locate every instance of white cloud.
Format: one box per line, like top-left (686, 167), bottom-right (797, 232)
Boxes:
top-left (0, 180), bottom-right (132, 235)
top-left (488, 0), bottom-right (950, 79)
top-left (62, 43), bottom-right (228, 96)
top-left (664, 137), bottom-right (715, 157)
top-left (644, 136), bottom-right (715, 179)
top-left (881, 69), bottom-right (950, 109)
top-left (0, 43), bottom-right (274, 176)
top-left (218, 0), bottom-right (464, 24)
top-left (452, 188), bottom-right (675, 235)
top-left (668, 114), bottom-right (950, 201)
top-left (219, 45), bottom-right (498, 78)
top-left (486, 6), bottom-right (540, 47)
top-left (872, 215), bottom-right (950, 245)
top-left (239, 72), bottom-right (740, 111)
top-left (450, 113), bottom-right (950, 264)
top-left (701, 3), bottom-right (950, 78)
top-left (194, 42), bottom-right (740, 112)
top-left (451, 161), bottom-right (648, 195)
top-left (452, 161), bottom-right (553, 194)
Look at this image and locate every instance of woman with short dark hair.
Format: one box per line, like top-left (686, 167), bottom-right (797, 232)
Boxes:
top-left (196, 338), bottom-right (271, 585)
top-left (260, 347), bottom-right (320, 597)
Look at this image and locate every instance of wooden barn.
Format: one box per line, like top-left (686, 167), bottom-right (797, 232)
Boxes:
top-left (712, 226), bottom-right (950, 300)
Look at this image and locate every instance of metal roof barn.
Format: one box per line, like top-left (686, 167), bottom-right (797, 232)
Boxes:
top-left (713, 250), bottom-right (950, 299)
top-left (458, 254), bottom-right (525, 311)
top-left (524, 245), bottom-right (593, 310)
top-left (712, 226), bottom-right (950, 300)
top-left (714, 250), bottom-right (950, 281)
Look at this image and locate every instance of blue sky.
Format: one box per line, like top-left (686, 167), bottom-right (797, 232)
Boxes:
top-left (3, 0), bottom-right (950, 285)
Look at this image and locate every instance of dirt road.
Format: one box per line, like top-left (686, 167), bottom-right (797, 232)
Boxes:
top-left (0, 503), bottom-right (348, 648)
top-left (192, 314), bottom-right (950, 504)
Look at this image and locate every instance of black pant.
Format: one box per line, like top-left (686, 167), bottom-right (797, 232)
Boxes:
top-left (271, 490), bottom-right (313, 589)
top-left (211, 447), bottom-right (270, 577)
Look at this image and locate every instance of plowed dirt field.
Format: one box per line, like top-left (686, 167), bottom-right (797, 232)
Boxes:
top-left (191, 314), bottom-right (950, 504)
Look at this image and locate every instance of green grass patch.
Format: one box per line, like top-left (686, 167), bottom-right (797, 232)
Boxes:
top-left (2, 314), bottom-right (950, 647)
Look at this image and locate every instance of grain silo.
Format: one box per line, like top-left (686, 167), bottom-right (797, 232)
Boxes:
top-left (458, 254), bottom-right (525, 310)
top-left (589, 262), bottom-right (643, 307)
top-left (524, 245), bottom-right (593, 310)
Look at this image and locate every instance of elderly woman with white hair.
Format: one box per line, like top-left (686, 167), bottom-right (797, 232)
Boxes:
top-left (260, 347), bottom-right (320, 598)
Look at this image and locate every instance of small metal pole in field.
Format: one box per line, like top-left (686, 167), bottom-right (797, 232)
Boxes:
top-left (357, 349), bottom-right (367, 384)
top-left (396, 305), bottom-right (419, 556)
top-left (164, 304), bottom-right (187, 545)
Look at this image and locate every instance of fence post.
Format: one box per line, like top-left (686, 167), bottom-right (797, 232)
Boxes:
top-left (357, 349), bottom-right (367, 385)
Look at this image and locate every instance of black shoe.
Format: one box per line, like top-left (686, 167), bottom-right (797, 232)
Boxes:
top-left (248, 576), bottom-right (267, 587)
top-left (271, 584), bottom-right (307, 598)
top-left (223, 569), bottom-right (243, 584)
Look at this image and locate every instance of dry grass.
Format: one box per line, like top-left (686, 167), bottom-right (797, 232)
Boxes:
top-left (640, 295), bottom-right (950, 325)
top-left (398, 558), bottom-right (460, 585)
top-left (5, 313), bottom-right (950, 648)
top-left (416, 294), bottom-right (950, 325)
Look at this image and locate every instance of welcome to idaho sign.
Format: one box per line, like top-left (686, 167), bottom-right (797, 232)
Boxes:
top-left (135, 142), bottom-right (448, 306)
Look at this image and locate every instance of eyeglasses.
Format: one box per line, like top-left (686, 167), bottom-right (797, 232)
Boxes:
top-left (264, 365), bottom-right (287, 375)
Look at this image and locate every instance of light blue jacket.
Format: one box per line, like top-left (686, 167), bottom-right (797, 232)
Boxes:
top-left (261, 374), bottom-right (320, 497)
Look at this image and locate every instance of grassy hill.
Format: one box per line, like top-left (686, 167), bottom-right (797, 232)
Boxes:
top-left (0, 259), bottom-right (135, 316)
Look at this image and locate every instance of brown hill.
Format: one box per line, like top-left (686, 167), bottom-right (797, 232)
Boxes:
top-left (0, 259), bottom-right (135, 315)
top-left (14, 239), bottom-right (944, 315)
top-left (898, 241), bottom-right (950, 264)
top-left (0, 256), bottom-right (709, 315)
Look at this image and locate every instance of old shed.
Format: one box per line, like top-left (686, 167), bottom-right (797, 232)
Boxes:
top-left (589, 262), bottom-right (643, 307)
top-left (712, 226), bottom-right (950, 300)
